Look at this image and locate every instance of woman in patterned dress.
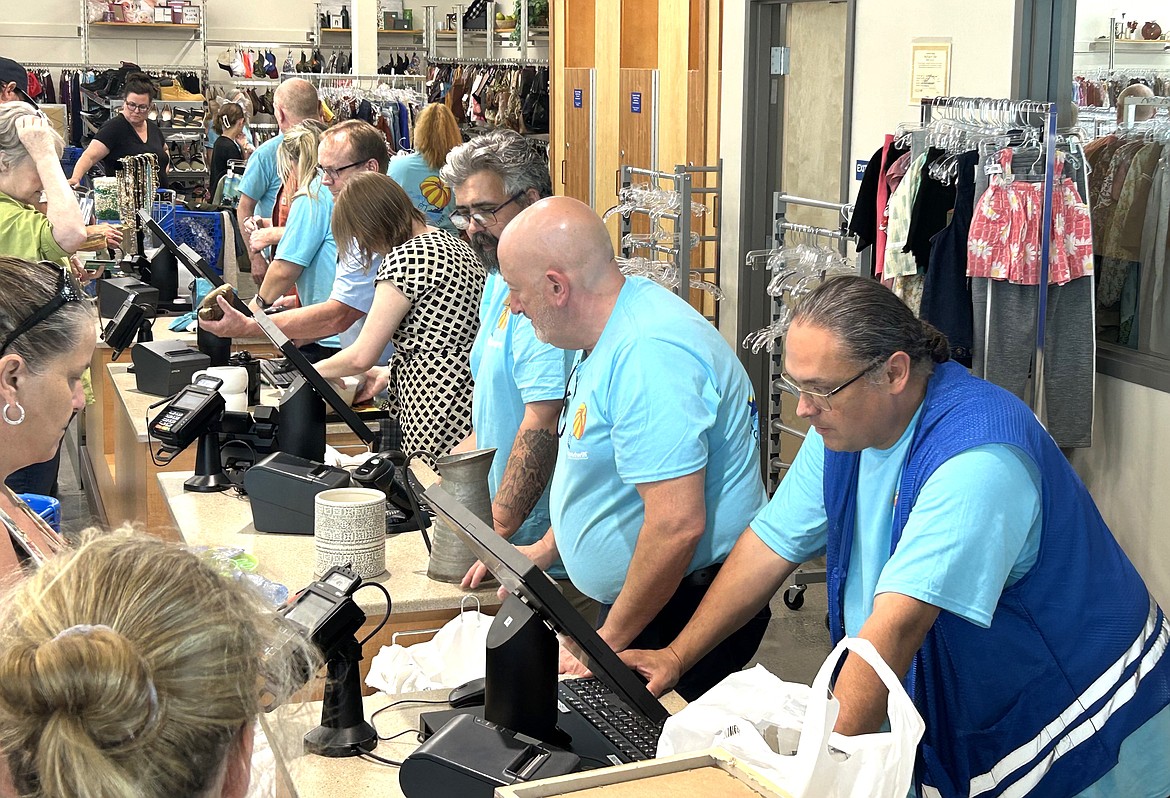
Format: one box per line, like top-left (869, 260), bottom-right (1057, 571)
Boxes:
top-left (315, 171), bottom-right (485, 464)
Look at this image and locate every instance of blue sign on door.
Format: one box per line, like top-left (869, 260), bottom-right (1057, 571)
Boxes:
top-left (573, 89), bottom-right (582, 108)
top-left (855, 160), bottom-right (868, 181)
top-left (631, 91), bottom-right (642, 113)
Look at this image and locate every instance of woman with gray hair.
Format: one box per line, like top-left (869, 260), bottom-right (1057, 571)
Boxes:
top-left (0, 258), bottom-right (96, 573)
top-left (0, 104), bottom-right (117, 498)
top-left (0, 102), bottom-right (87, 261)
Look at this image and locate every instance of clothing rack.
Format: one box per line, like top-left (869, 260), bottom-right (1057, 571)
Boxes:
top-left (428, 54), bottom-right (549, 65)
top-left (282, 71), bottom-right (425, 85)
top-left (618, 164), bottom-right (721, 324)
top-left (920, 96), bottom-right (1058, 418)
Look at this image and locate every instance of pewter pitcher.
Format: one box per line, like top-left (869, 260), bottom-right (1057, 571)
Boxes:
top-left (426, 447), bottom-right (497, 582)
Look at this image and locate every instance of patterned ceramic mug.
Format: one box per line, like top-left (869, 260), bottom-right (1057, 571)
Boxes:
top-left (314, 487), bottom-right (387, 579)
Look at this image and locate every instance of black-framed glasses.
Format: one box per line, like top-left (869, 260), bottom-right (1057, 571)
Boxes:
top-left (449, 193), bottom-right (524, 231)
top-left (0, 265), bottom-right (87, 356)
top-left (779, 357), bottom-right (884, 412)
top-left (315, 159), bottom-right (366, 181)
top-left (556, 359), bottom-right (582, 438)
top-left (123, 100), bottom-right (152, 112)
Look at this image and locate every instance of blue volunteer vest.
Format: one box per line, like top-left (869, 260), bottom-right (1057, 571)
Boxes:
top-left (823, 361), bottom-right (1170, 798)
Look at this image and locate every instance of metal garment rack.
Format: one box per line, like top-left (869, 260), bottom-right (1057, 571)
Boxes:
top-left (618, 163), bottom-right (722, 322)
top-left (920, 96), bottom-right (1058, 417)
top-left (755, 193), bottom-right (856, 611)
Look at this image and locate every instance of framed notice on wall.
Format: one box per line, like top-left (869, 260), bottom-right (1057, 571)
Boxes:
top-left (909, 41), bottom-right (951, 104)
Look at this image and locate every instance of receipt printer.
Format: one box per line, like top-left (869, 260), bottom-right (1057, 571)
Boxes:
top-left (243, 451), bottom-right (351, 535)
top-left (399, 714), bottom-right (579, 798)
top-left (98, 276), bottom-right (158, 321)
top-left (130, 340), bottom-right (210, 397)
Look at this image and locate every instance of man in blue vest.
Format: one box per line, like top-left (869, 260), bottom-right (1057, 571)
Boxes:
top-left (622, 275), bottom-right (1170, 797)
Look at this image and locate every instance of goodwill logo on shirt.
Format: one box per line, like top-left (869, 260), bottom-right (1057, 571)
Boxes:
top-left (572, 403), bottom-right (587, 440)
top-left (497, 297), bottom-right (511, 330)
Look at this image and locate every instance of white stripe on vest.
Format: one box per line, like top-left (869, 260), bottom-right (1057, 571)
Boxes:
top-left (968, 597), bottom-right (1168, 797)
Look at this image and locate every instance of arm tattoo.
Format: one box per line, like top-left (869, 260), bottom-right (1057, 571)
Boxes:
top-left (494, 427), bottom-right (559, 533)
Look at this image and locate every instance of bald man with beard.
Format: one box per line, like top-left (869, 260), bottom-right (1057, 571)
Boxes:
top-left (469, 197), bottom-right (769, 700)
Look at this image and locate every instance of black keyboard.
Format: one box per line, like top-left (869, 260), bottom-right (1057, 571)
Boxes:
top-left (558, 677), bottom-right (665, 762)
top-left (259, 358), bottom-right (295, 388)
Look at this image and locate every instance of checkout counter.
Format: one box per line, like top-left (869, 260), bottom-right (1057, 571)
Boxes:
top-left (81, 318), bottom-right (372, 534)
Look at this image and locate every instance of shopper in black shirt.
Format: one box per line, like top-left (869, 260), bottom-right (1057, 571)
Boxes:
top-left (210, 101), bottom-right (248, 199)
top-left (68, 74), bottom-right (169, 187)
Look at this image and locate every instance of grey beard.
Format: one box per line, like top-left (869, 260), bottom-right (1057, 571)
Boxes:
top-left (470, 233), bottom-right (500, 273)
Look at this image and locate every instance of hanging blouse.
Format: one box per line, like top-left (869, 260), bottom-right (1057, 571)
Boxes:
top-left (966, 148), bottom-right (1094, 286)
top-left (883, 151), bottom-right (929, 279)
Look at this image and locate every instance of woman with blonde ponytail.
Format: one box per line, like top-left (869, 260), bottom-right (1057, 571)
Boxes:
top-left (0, 531), bottom-right (315, 797)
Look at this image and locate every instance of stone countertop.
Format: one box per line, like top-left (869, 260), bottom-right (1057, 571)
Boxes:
top-left (157, 473), bottom-right (501, 616)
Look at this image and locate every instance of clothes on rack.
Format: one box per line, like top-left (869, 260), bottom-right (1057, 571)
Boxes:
top-left (427, 62), bottom-right (548, 134)
top-left (851, 108), bottom-right (1097, 448)
top-left (971, 277), bottom-right (1095, 448)
top-left (1084, 127), bottom-right (1167, 348)
top-left (1074, 70), bottom-right (1170, 109)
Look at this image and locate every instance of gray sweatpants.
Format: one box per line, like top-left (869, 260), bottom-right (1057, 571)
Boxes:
top-left (971, 276), bottom-right (1095, 448)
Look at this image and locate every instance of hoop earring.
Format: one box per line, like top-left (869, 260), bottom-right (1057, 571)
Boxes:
top-left (3, 402), bottom-right (24, 425)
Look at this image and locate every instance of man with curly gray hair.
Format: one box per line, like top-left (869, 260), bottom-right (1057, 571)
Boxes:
top-left (444, 131), bottom-right (594, 620)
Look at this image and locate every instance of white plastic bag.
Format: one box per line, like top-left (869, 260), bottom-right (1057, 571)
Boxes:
top-left (658, 637), bottom-right (924, 798)
top-left (364, 609), bottom-right (494, 694)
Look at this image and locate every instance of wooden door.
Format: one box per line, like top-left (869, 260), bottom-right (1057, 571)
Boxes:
top-left (562, 67), bottom-right (593, 205)
top-left (618, 68), bottom-right (656, 234)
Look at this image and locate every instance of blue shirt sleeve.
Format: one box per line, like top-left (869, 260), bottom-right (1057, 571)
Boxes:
top-left (511, 315), bottom-right (571, 404)
top-left (875, 444), bottom-right (1041, 628)
top-left (238, 139), bottom-right (277, 206)
top-left (275, 189), bottom-right (331, 268)
top-left (329, 246), bottom-right (375, 312)
top-left (750, 429), bottom-right (829, 564)
top-left (608, 338), bottom-right (716, 484)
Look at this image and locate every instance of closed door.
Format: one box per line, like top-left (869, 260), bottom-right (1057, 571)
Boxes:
top-left (562, 67), bottom-right (594, 205)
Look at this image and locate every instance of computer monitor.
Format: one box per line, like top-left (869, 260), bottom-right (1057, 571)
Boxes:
top-left (137, 210), bottom-right (377, 448)
top-left (423, 485), bottom-right (670, 728)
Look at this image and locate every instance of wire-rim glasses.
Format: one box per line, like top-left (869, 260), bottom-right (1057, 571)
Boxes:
top-left (779, 357), bottom-right (884, 412)
top-left (315, 159), bottom-right (365, 181)
top-left (449, 193), bottom-right (524, 231)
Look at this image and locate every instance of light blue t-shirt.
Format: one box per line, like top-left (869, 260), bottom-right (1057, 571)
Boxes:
top-left (469, 272), bottom-right (574, 578)
top-left (330, 242), bottom-right (395, 364)
top-left (274, 177), bottom-right (339, 348)
top-left (751, 413), bottom-right (1170, 797)
top-left (549, 277), bottom-right (767, 604)
top-left (237, 132), bottom-right (283, 218)
top-left (752, 406), bottom-right (1042, 635)
top-left (387, 152), bottom-right (458, 234)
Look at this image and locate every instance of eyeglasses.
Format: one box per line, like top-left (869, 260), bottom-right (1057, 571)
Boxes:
top-left (449, 193), bottom-right (524, 231)
top-left (0, 265), bottom-right (87, 356)
top-left (315, 159), bottom-right (366, 181)
top-left (779, 357), bottom-right (884, 412)
top-left (123, 101), bottom-right (151, 113)
top-left (556, 359), bottom-right (582, 438)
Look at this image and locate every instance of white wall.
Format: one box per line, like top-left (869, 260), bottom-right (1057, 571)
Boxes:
top-left (849, 0), bottom-right (1017, 166)
top-left (1071, 377), bottom-right (1170, 606)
